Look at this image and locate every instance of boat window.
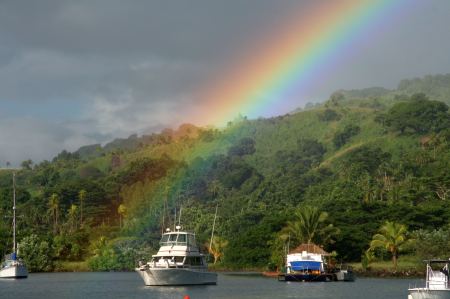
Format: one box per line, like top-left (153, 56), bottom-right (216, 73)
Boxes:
top-left (169, 234), bottom-right (178, 243)
top-left (185, 256), bottom-right (203, 266)
top-left (174, 256), bottom-right (184, 263)
top-left (160, 234), bottom-right (169, 245)
top-left (177, 234), bottom-right (187, 244)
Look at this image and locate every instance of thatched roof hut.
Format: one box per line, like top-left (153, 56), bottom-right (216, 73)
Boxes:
top-left (289, 243), bottom-right (330, 256)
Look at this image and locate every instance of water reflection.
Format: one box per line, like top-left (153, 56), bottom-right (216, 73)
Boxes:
top-left (0, 272), bottom-right (420, 299)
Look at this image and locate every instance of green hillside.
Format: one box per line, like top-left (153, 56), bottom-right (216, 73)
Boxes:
top-left (0, 74), bottom-right (449, 272)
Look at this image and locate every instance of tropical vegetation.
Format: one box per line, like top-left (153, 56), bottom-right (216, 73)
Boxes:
top-left (0, 73), bottom-right (449, 272)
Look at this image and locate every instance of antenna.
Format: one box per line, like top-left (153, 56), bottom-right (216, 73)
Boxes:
top-left (178, 205), bottom-right (182, 226)
top-left (162, 185), bottom-right (169, 234)
top-left (174, 207), bottom-right (177, 231)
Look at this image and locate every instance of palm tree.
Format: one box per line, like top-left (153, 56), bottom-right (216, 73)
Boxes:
top-left (208, 180), bottom-right (222, 199)
top-left (207, 236), bottom-right (228, 264)
top-left (368, 221), bottom-right (409, 271)
top-left (118, 204), bottom-right (127, 228)
top-left (279, 206), bottom-right (338, 247)
top-left (48, 193), bottom-right (60, 234)
top-left (78, 189), bottom-right (87, 225)
top-left (68, 204), bottom-right (78, 232)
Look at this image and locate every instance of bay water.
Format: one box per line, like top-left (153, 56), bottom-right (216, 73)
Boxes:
top-left (0, 272), bottom-right (421, 299)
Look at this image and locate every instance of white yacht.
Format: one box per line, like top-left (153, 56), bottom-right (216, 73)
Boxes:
top-left (136, 226), bottom-right (217, 286)
top-left (0, 173), bottom-right (28, 279)
top-left (408, 260), bottom-right (450, 299)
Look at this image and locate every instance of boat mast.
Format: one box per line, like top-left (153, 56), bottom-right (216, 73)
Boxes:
top-left (12, 172), bottom-right (16, 254)
top-left (162, 186), bottom-right (168, 234)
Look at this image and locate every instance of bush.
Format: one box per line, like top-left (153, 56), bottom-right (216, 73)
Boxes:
top-left (412, 228), bottom-right (450, 260)
top-left (88, 237), bottom-right (138, 271)
top-left (19, 234), bottom-right (54, 272)
top-left (385, 94), bottom-right (450, 134)
top-left (333, 124), bottom-right (361, 148)
top-left (319, 109), bottom-right (341, 122)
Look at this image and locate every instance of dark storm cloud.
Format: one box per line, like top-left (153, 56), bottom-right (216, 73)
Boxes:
top-left (0, 0), bottom-right (449, 165)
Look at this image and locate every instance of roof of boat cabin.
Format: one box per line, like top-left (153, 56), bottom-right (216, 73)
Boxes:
top-left (162, 231), bottom-right (195, 235)
top-left (289, 243), bottom-right (330, 255)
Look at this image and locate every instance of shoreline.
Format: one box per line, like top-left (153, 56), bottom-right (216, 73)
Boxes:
top-left (31, 268), bottom-right (425, 279)
top-left (260, 269), bottom-right (424, 279)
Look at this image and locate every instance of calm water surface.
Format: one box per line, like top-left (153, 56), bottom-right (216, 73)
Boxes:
top-left (0, 272), bottom-right (422, 299)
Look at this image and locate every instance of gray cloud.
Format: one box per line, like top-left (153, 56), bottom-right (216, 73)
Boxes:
top-left (0, 117), bottom-right (94, 166)
top-left (0, 0), bottom-right (450, 165)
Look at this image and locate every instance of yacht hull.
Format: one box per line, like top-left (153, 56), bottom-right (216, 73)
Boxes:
top-left (0, 264), bottom-right (28, 278)
top-left (408, 289), bottom-right (450, 299)
top-left (136, 267), bottom-right (217, 286)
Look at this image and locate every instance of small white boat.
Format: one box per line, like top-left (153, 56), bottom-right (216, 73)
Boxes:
top-left (408, 259), bottom-right (450, 299)
top-left (334, 265), bottom-right (355, 282)
top-left (0, 254), bottom-right (28, 278)
top-left (136, 226), bottom-right (217, 286)
top-left (0, 173), bottom-right (28, 279)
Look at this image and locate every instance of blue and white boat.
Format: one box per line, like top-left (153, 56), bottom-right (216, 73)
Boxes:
top-left (280, 243), bottom-right (331, 282)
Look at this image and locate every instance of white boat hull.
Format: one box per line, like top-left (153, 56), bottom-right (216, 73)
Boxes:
top-left (136, 267), bottom-right (217, 286)
top-left (409, 289), bottom-right (450, 299)
top-left (0, 264), bottom-right (28, 278)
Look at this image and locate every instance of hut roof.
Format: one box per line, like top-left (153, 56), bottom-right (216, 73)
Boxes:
top-left (289, 243), bottom-right (330, 255)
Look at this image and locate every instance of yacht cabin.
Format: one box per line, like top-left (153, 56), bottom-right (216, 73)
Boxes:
top-left (150, 230), bottom-right (206, 269)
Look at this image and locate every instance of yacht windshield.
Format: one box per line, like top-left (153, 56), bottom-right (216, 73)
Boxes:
top-left (177, 234), bottom-right (187, 244)
top-left (169, 234), bottom-right (178, 243)
top-left (159, 234), bottom-right (170, 246)
top-left (160, 233), bottom-right (196, 246)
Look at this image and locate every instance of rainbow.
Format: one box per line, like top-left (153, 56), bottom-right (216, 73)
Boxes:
top-left (190, 0), bottom-right (412, 126)
top-left (127, 0), bottom-right (418, 232)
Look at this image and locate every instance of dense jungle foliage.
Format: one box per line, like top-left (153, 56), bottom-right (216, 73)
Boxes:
top-left (1, 74), bottom-right (450, 272)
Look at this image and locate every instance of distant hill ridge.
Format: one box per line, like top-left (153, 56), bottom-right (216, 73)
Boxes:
top-left (75, 73), bottom-right (450, 159)
top-left (333, 73), bottom-right (450, 104)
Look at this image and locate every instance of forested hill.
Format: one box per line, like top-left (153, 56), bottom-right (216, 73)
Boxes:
top-left (0, 74), bottom-right (449, 272)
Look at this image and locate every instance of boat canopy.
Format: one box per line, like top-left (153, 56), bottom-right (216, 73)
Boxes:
top-left (290, 261), bottom-right (322, 271)
top-left (160, 232), bottom-right (196, 247)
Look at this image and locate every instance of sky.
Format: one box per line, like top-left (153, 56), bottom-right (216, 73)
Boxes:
top-left (1, 0), bottom-right (450, 166)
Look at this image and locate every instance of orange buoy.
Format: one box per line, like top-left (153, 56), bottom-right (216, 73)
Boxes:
top-left (184, 296), bottom-right (190, 299)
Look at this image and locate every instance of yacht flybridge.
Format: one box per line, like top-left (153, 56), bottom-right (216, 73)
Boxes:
top-left (136, 226), bottom-right (217, 286)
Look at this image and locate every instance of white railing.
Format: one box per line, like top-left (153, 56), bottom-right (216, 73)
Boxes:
top-left (427, 265), bottom-right (449, 290)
